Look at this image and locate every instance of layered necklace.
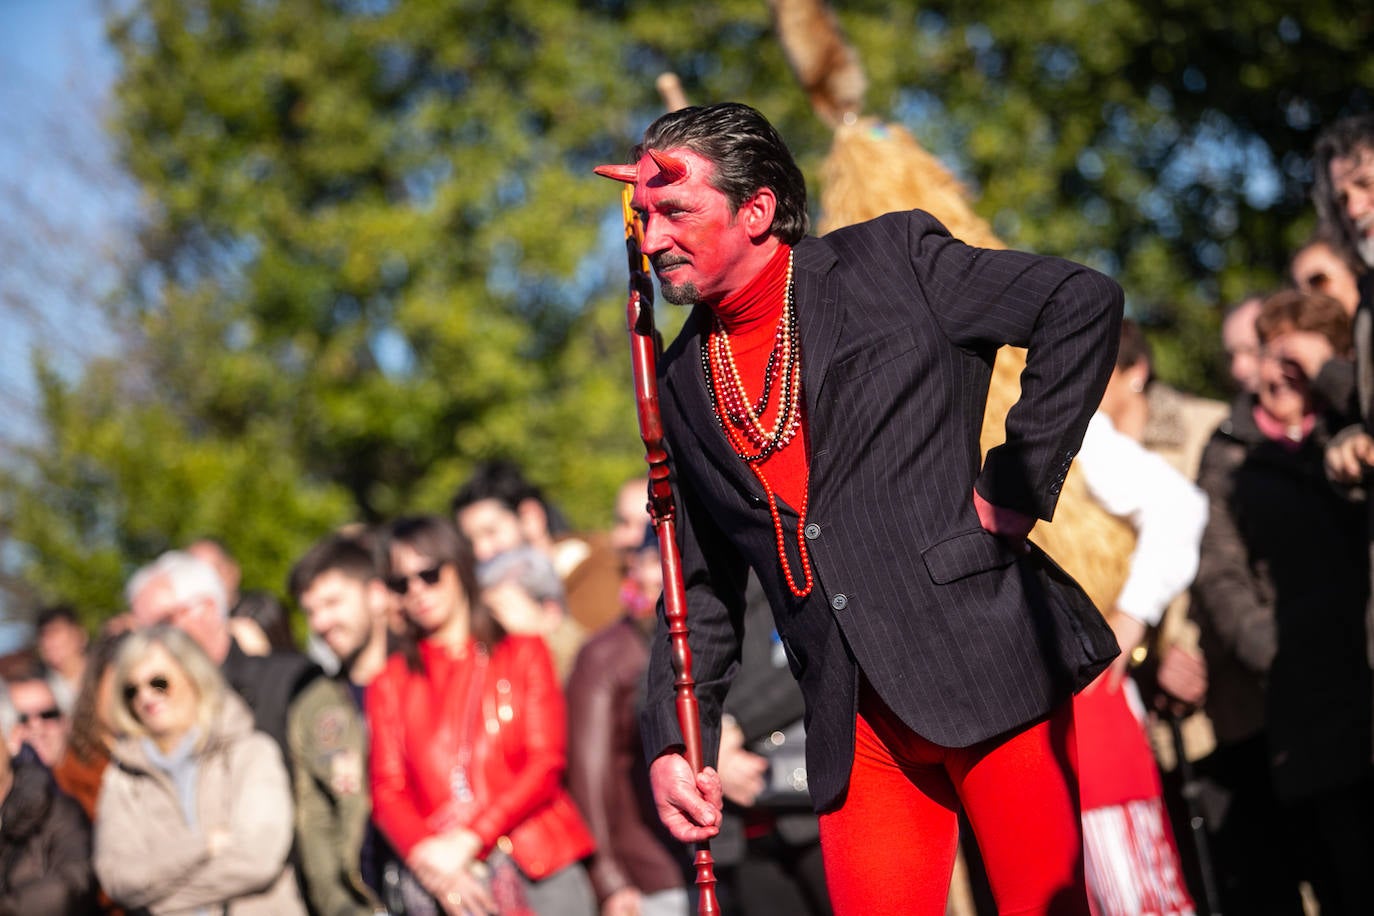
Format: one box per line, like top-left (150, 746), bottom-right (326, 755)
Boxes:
top-left (701, 250), bottom-right (814, 598)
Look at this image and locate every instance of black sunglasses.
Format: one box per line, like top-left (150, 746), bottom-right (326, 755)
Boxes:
top-left (123, 675), bottom-right (171, 704)
top-left (16, 707), bottom-right (62, 725)
top-left (385, 563), bottom-right (445, 595)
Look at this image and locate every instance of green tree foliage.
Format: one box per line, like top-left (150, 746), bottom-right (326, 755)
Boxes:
top-left (863, 2), bottom-right (1372, 392)
top-left (3, 0), bottom-right (1370, 624)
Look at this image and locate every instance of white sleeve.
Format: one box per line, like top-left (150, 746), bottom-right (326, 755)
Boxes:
top-left (1076, 412), bottom-right (1209, 626)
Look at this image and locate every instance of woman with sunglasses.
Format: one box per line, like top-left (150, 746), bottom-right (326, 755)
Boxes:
top-left (368, 516), bottom-right (595, 916)
top-left (93, 625), bottom-right (306, 915)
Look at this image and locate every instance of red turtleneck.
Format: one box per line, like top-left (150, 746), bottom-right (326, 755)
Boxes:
top-left (709, 244), bottom-right (809, 520)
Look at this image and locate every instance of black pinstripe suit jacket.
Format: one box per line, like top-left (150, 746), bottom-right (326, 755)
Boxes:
top-left (640, 209), bottom-right (1123, 813)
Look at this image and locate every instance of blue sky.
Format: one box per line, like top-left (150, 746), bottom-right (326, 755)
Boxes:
top-left (0, 0), bottom-right (128, 648)
top-left (0, 0), bottom-right (130, 441)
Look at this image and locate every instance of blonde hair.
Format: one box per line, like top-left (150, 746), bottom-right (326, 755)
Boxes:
top-left (108, 624), bottom-right (227, 749)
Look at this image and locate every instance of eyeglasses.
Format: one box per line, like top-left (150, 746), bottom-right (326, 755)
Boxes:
top-left (385, 563), bottom-right (445, 595)
top-left (122, 675), bottom-right (171, 704)
top-left (16, 707), bottom-right (62, 725)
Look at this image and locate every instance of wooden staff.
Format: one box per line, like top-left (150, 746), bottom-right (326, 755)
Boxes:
top-left (615, 183), bottom-right (720, 915)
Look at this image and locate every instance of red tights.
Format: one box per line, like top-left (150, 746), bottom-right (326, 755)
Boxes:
top-left (818, 681), bottom-right (1091, 916)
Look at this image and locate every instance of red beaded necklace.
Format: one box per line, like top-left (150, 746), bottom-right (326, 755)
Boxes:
top-left (702, 251), bottom-right (814, 599)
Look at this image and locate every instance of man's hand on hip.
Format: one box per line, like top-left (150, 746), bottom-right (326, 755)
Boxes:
top-left (973, 489), bottom-right (1035, 551)
top-left (649, 750), bottom-right (723, 843)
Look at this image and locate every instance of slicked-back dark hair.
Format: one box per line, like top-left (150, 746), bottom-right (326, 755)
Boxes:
top-left (1312, 113), bottom-right (1374, 272)
top-left (635, 102), bottom-right (809, 245)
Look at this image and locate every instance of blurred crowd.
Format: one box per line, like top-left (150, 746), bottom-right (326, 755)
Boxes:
top-left (4, 115), bottom-right (1374, 916)
top-left (0, 459), bottom-right (825, 916)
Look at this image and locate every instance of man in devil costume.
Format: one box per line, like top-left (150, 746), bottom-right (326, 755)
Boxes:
top-left (595, 102), bottom-right (1122, 915)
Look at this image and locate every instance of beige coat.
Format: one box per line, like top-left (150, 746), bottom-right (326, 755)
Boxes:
top-left (94, 693), bottom-right (305, 916)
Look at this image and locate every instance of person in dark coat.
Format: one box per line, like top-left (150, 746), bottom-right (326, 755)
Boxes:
top-left (1191, 289), bottom-right (1373, 916)
top-left (0, 740), bottom-right (97, 915)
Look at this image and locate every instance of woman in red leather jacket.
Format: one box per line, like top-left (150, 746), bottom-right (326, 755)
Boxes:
top-left (367, 515), bottom-right (596, 916)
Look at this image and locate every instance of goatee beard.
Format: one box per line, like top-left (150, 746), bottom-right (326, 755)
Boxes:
top-left (658, 279), bottom-right (701, 306)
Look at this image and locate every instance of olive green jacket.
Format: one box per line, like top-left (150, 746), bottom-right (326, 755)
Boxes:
top-left (287, 675), bottom-right (379, 916)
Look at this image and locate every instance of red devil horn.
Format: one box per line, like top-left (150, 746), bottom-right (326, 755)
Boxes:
top-left (593, 163), bottom-right (639, 183)
top-left (648, 148), bottom-right (689, 183)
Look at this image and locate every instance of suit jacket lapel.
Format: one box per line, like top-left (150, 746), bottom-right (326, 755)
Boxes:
top-left (794, 238), bottom-right (844, 457)
top-left (665, 307), bottom-right (761, 497)
top-left (663, 240), bottom-right (845, 505)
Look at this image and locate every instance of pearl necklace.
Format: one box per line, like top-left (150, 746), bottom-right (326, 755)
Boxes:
top-left (702, 253), bottom-right (803, 462)
top-left (701, 252), bottom-right (814, 598)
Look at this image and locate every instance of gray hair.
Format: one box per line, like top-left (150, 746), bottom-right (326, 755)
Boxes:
top-left (126, 550), bottom-right (229, 619)
top-left (477, 547), bottom-right (565, 607)
top-left (108, 624), bottom-right (227, 747)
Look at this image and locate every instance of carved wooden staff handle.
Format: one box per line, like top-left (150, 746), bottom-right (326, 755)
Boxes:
top-left (616, 185), bottom-right (720, 915)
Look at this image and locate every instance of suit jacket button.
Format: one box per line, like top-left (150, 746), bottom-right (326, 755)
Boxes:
top-left (804, 523), bottom-right (821, 540)
top-left (831, 593), bottom-right (848, 610)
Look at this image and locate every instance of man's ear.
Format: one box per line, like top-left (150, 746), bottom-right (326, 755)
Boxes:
top-left (738, 187), bottom-right (779, 242)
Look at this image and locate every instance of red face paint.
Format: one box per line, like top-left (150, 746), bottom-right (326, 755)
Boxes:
top-left (629, 148), bottom-right (763, 307)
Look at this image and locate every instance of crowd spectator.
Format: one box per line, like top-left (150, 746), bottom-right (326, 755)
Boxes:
top-left (1290, 230), bottom-right (1362, 317)
top-left (288, 530), bottom-right (397, 905)
top-left (228, 590), bottom-right (297, 656)
top-left (1071, 320), bottom-right (1206, 915)
top-left (187, 538), bottom-right (298, 655)
top-left (36, 606), bottom-right (88, 715)
top-left (478, 545), bottom-right (581, 682)
top-left (1221, 297), bottom-right (1264, 393)
top-left (1313, 115), bottom-right (1374, 707)
top-left (1191, 289), bottom-right (1372, 914)
top-left (2, 665), bottom-right (70, 768)
top-left (125, 550), bottom-right (373, 916)
top-left (567, 526), bottom-right (691, 916)
top-left (0, 736), bottom-right (97, 914)
top-left (94, 625), bottom-right (304, 914)
top-left (452, 460), bottom-right (623, 636)
top-left (368, 515), bottom-right (596, 916)
top-left (290, 533), bottom-right (393, 702)
top-left (51, 632), bottom-right (127, 822)
top-left (51, 632), bottom-right (129, 916)
top-left (608, 477), bottom-right (651, 558)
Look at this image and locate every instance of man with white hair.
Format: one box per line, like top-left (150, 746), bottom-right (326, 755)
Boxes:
top-left (127, 550), bottom-right (378, 916)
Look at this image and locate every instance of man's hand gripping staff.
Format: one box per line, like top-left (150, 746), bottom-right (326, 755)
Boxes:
top-left (605, 178), bottom-right (721, 916)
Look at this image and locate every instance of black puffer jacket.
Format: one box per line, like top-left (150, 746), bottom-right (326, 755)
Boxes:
top-left (0, 746), bottom-right (98, 915)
